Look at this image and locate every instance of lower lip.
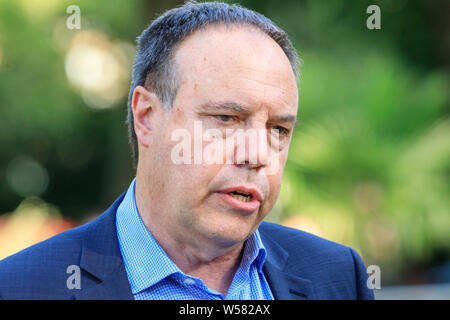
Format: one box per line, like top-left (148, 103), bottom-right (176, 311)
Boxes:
top-left (217, 192), bottom-right (261, 213)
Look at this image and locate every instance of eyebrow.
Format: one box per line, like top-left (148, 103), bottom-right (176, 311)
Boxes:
top-left (197, 101), bottom-right (249, 113)
top-left (198, 101), bottom-right (299, 127)
top-left (273, 114), bottom-right (299, 128)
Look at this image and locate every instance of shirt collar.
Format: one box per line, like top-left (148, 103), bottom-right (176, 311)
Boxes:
top-left (116, 178), bottom-right (268, 294)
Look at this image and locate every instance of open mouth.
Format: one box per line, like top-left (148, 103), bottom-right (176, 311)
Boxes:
top-left (228, 191), bottom-right (252, 202)
top-left (217, 186), bottom-right (262, 213)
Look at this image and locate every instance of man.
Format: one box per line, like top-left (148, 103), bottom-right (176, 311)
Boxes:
top-left (0, 1), bottom-right (374, 300)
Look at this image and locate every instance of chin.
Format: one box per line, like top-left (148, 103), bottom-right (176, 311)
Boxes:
top-left (199, 216), bottom-right (256, 247)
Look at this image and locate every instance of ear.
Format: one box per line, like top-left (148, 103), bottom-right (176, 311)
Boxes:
top-left (131, 85), bottom-right (161, 148)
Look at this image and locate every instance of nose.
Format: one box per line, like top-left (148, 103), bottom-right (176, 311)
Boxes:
top-left (233, 128), bottom-right (269, 170)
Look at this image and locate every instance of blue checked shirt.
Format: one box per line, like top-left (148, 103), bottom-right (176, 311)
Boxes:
top-left (116, 178), bottom-right (274, 300)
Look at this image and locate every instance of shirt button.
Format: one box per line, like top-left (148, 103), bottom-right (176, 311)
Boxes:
top-left (184, 278), bottom-right (196, 285)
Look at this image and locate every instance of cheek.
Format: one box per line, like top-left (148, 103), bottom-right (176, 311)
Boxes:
top-left (268, 174), bottom-right (283, 201)
top-left (172, 163), bottom-right (223, 203)
top-left (263, 158), bottom-right (286, 209)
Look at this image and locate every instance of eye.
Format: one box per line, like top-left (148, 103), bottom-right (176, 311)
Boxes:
top-left (271, 126), bottom-right (290, 136)
top-left (215, 115), bottom-right (235, 122)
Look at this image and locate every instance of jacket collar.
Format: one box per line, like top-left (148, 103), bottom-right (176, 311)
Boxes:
top-left (73, 192), bottom-right (134, 300)
top-left (260, 224), bottom-right (315, 300)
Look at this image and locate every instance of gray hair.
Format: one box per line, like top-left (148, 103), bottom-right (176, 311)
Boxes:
top-left (127, 1), bottom-right (300, 168)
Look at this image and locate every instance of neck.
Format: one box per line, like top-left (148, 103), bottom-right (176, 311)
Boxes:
top-left (134, 174), bottom-right (245, 296)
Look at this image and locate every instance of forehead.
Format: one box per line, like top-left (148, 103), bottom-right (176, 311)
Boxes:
top-left (172, 24), bottom-right (298, 114)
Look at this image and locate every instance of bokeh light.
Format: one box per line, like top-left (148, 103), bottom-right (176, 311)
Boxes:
top-left (64, 30), bottom-right (134, 109)
top-left (0, 197), bottom-right (76, 260)
top-left (6, 156), bottom-right (49, 197)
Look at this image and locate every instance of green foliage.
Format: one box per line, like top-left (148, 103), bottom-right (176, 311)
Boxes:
top-left (281, 50), bottom-right (449, 274)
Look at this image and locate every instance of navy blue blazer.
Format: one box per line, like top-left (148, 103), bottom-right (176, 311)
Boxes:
top-left (0, 193), bottom-right (374, 300)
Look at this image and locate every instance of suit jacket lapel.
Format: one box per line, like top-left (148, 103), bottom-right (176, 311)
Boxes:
top-left (73, 262), bottom-right (134, 300)
top-left (73, 193), bottom-right (134, 300)
top-left (260, 227), bottom-right (315, 300)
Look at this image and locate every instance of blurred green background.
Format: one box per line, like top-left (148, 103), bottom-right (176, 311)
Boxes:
top-left (0, 0), bottom-right (449, 290)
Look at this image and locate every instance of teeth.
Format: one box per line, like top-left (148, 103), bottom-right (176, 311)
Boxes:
top-left (230, 193), bottom-right (251, 202)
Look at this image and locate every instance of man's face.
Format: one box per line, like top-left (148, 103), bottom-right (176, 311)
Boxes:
top-left (137, 25), bottom-right (298, 249)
